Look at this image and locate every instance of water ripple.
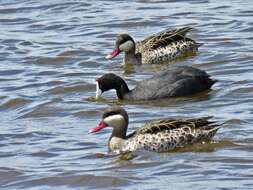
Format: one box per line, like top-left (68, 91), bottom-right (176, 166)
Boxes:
top-left (0, 0), bottom-right (253, 189)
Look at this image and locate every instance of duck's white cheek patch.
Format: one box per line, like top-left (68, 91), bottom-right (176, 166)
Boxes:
top-left (96, 82), bottom-right (102, 99)
top-left (119, 40), bottom-right (134, 52)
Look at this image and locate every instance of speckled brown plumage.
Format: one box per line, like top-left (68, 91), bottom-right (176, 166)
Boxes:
top-left (122, 117), bottom-right (221, 153)
top-left (139, 27), bottom-right (200, 64)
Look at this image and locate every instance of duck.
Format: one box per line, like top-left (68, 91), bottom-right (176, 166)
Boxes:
top-left (95, 66), bottom-right (216, 100)
top-left (105, 27), bottom-right (201, 65)
top-left (89, 106), bottom-right (222, 153)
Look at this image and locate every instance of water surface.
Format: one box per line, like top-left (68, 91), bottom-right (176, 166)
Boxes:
top-left (1, 0), bottom-right (253, 189)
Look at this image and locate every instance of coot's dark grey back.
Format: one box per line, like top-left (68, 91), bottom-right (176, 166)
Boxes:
top-left (127, 66), bottom-right (215, 100)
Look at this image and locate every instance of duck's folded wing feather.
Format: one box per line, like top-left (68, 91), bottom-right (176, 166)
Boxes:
top-left (126, 117), bottom-right (221, 139)
top-left (136, 27), bottom-right (195, 53)
top-left (129, 117), bottom-right (212, 135)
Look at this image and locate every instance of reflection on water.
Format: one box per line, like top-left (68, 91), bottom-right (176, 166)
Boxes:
top-left (1, 0), bottom-right (253, 189)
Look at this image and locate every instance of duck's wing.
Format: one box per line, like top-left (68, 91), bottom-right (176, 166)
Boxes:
top-left (136, 27), bottom-right (196, 53)
top-left (126, 117), bottom-right (220, 138)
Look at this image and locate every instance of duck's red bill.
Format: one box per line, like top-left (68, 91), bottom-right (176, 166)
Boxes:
top-left (89, 121), bottom-right (108, 134)
top-left (105, 48), bottom-right (121, 59)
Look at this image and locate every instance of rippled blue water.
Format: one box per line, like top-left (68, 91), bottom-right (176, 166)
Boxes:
top-left (0, 0), bottom-right (253, 189)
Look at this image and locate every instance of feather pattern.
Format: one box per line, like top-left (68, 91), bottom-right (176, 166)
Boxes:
top-left (134, 27), bottom-right (200, 64)
top-left (107, 27), bottom-right (201, 64)
top-left (92, 107), bottom-right (222, 154)
top-left (122, 117), bottom-right (222, 153)
top-left (136, 27), bottom-right (194, 53)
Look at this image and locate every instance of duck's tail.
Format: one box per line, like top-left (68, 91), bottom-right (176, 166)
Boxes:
top-left (175, 26), bottom-right (193, 36)
top-left (210, 78), bottom-right (218, 86)
top-left (197, 122), bottom-right (224, 141)
top-left (196, 42), bottom-right (204, 47)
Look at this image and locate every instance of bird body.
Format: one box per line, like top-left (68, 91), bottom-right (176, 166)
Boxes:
top-left (96, 66), bottom-right (216, 101)
top-left (106, 27), bottom-right (200, 65)
top-left (89, 107), bottom-right (222, 153)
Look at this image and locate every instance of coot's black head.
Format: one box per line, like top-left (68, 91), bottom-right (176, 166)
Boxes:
top-left (106, 34), bottom-right (135, 59)
top-left (96, 73), bottom-right (121, 92)
top-left (96, 73), bottom-right (130, 99)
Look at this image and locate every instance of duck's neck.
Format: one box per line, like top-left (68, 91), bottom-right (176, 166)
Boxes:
top-left (123, 50), bottom-right (141, 65)
top-left (111, 124), bottom-right (127, 139)
top-left (108, 122), bottom-right (128, 152)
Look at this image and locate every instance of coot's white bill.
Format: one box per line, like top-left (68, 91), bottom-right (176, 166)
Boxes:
top-left (96, 81), bottom-right (102, 99)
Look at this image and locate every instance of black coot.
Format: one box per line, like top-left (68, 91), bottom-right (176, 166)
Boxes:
top-left (96, 66), bottom-right (216, 101)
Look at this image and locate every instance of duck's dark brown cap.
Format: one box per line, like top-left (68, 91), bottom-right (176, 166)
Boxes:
top-left (103, 106), bottom-right (129, 124)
